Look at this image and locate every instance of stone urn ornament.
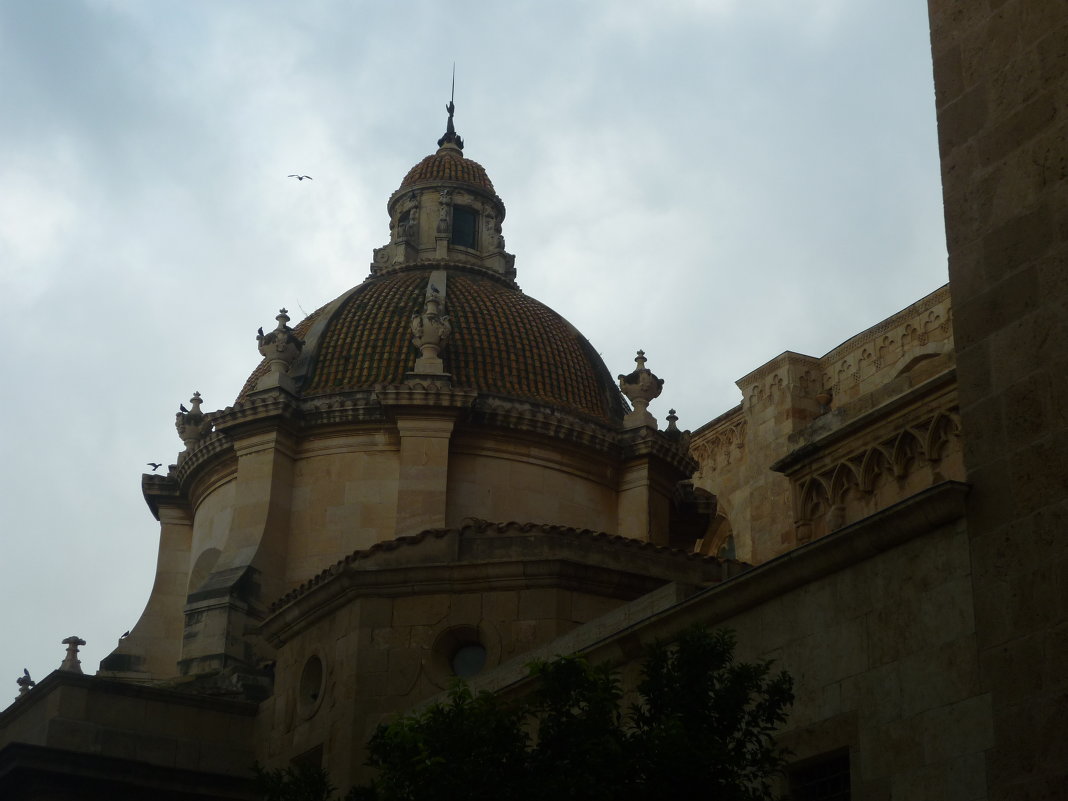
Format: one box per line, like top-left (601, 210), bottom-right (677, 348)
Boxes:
top-left (257, 308), bottom-right (304, 373)
top-left (174, 391), bottom-right (212, 462)
top-left (411, 282), bottom-right (452, 374)
top-left (619, 350), bottom-right (664, 429)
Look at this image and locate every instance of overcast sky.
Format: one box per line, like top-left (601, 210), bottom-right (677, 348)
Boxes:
top-left (0, 1), bottom-right (946, 696)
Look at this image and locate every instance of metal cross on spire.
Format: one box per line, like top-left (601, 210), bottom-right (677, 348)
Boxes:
top-left (438, 63), bottom-right (464, 150)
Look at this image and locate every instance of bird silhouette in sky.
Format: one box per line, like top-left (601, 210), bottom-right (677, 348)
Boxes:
top-left (179, 403), bottom-right (189, 413)
top-left (147, 462), bottom-right (163, 471)
top-left (288, 174), bottom-right (313, 181)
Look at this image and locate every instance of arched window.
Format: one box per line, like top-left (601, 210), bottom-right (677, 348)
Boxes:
top-left (451, 205), bottom-right (477, 248)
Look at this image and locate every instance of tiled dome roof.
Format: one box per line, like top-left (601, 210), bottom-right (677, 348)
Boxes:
top-left (398, 147), bottom-right (496, 194)
top-left (237, 267), bottom-right (627, 425)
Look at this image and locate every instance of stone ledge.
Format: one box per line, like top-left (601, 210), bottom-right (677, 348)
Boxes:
top-left (771, 369), bottom-right (957, 474)
top-left (0, 741), bottom-right (256, 800)
top-left (0, 672), bottom-right (258, 728)
top-left (458, 481), bottom-right (970, 700)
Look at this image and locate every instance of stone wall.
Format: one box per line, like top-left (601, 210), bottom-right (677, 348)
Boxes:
top-left (927, 1), bottom-right (1068, 797)
top-left (691, 286), bottom-right (961, 565)
top-left (465, 482), bottom-right (985, 800)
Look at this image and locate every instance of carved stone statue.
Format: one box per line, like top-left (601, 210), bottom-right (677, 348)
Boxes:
top-left (436, 189), bottom-right (452, 234)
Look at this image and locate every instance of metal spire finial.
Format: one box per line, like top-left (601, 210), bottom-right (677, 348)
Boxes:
top-left (438, 63), bottom-right (464, 150)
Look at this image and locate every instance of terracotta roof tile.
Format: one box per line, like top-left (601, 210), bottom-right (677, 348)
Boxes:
top-left (399, 149), bottom-right (495, 193)
top-left (238, 267), bottom-right (626, 424)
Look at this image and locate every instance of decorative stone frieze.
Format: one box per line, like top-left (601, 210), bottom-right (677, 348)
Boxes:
top-left (779, 390), bottom-right (963, 544)
top-left (619, 350), bottom-right (664, 429)
top-left (692, 416), bottom-right (748, 476)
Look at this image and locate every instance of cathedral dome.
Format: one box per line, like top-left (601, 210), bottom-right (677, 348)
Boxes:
top-left (238, 265), bottom-right (627, 425)
top-left (239, 105), bottom-right (625, 425)
top-left (397, 148), bottom-right (496, 196)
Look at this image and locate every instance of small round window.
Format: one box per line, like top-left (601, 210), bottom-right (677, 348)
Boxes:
top-left (451, 643), bottom-right (487, 678)
top-left (298, 655), bottom-right (325, 717)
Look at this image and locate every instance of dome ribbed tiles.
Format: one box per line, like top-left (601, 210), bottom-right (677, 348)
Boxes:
top-left (399, 149), bottom-right (495, 194)
top-left (237, 268), bottom-right (626, 425)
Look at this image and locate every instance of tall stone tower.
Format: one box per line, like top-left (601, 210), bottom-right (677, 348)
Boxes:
top-left (927, 1), bottom-right (1068, 797)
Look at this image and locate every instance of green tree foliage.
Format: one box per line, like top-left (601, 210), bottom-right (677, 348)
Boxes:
top-left (259, 627), bottom-right (793, 801)
top-left (254, 762), bottom-right (340, 801)
top-left (366, 627), bottom-right (791, 801)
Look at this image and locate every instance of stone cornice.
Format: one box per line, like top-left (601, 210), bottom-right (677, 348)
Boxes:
top-left (0, 671), bottom-right (258, 727)
top-left (820, 284), bottom-right (951, 367)
top-left (263, 519), bottom-right (732, 635)
top-left (691, 403), bottom-right (744, 439)
top-left (375, 382), bottom-right (478, 411)
top-left (210, 392), bottom-right (302, 435)
top-left (470, 394), bottom-right (622, 457)
top-left (736, 350), bottom-right (822, 392)
top-left (619, 427), bottom-right (698, 476)
top-left (770, 368), bottom-right (957, 475)
top-left (141, 474), bottom-right (185, 521)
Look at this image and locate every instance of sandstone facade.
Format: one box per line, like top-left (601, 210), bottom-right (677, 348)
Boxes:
top-left (2, 5), bottom-right (1066, 798)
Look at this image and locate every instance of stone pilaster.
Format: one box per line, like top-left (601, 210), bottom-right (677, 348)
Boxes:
top-left (179, 427), bottom-right (296, 675)
top-left (394, 415), bottom-right (457, 537)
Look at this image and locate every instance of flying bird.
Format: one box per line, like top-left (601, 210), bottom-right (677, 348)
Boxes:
top-left (147, 462), bottom-right (163, 471)
top-left (288, 174), bottom-right (313, 181)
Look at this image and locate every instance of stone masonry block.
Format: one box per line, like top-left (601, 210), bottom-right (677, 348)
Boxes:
top-left (960, 8), bottom-right (1023, 91)
top-left (1008, 429), bottom-right (1068, 514)
top-left (518, 587), bottom-right (567, 621)
top-left (933, 42), bottom-right (965, 108)
top-left (919, 694), bottom-right (995, 765)
top-left (937, 85), bottom-right (989, 159)
top-left (980, 633), bottom-right (1045, 706)
top-left (990, 307), bottom-right (1065, 390)
top-left (982, 207), bottom-right (1053, 280)
top-left (1002, 371), bottom-right (1055, 446)
top-left (392, 593), bottom-right (450, 627)
top-left (1036, 18), bottom-right (1068, 84)
top-left (929, 2), bottom-right (996, 57)
top-left (980, 91), bottom-right (1060, 165)
top-left (960, 393), bottom-right (1006, 468)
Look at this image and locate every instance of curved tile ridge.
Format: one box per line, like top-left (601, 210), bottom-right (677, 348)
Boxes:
top-left (269, 528), bottom-right (454, 612)
top-left (457, 518), bottom-right (723, 563)
top-left (269, 520), bottom-right (727, 613)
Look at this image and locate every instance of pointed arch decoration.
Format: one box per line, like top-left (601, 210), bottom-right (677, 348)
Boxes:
top-left (890, 428), bottom-right (925, 478)
top-left (925, 410), bottom-right (962, 462)
top-left (859, 446), bottom-right (893, 492)
top-left (829, 461), bottom-right (860, 506)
